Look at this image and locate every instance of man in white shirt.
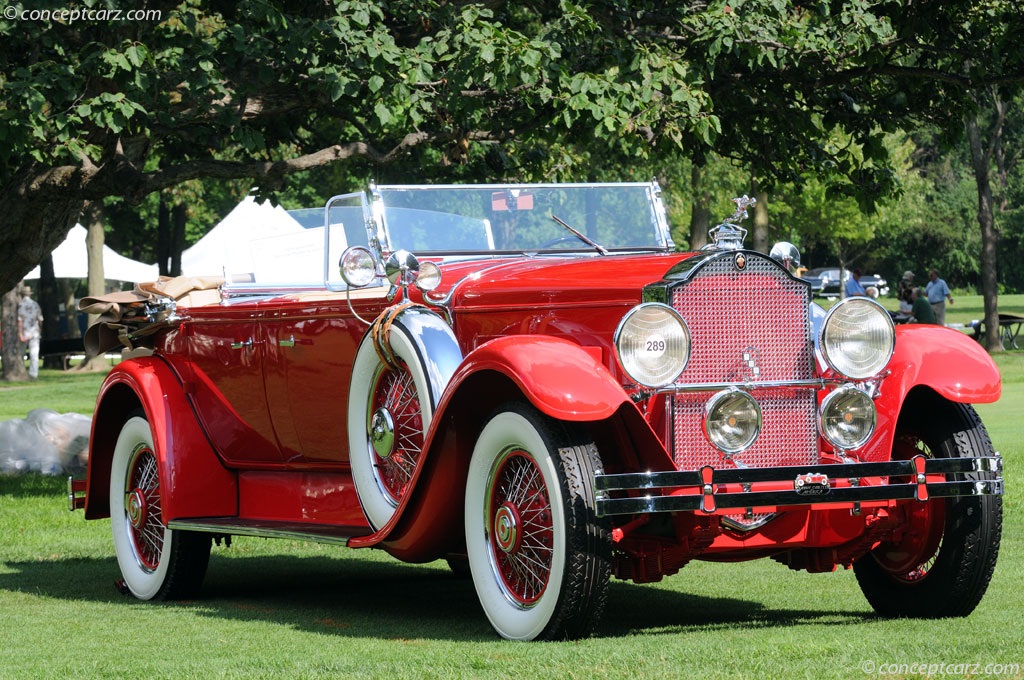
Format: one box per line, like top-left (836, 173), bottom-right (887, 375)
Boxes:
top-left (17, 287), bottom-right (43, 379)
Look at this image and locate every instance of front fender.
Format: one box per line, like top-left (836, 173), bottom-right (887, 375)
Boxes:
top-left (84, 355), bottom-right (237, 521)
top-left (449, 335), bottom-right (631, 420)
top-left (888, 325), bottom-right (1001, 403)
top-left (348, 335), bottom-right (642, 559)
top-left (856, 325), bottom-right (1000, 463)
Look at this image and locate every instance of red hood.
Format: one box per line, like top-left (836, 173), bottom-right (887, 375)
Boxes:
top-left (431, 252), bottom-right (697, 311)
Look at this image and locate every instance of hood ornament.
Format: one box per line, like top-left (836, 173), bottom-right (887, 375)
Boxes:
top-left (705, 195), bottom-right (755, 251)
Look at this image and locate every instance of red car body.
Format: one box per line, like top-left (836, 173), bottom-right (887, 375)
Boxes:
top-left (71, 183), bottom-right (1003, 640)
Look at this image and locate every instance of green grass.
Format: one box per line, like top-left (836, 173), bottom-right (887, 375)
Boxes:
top-left (1, 308), bottom-right (1023, 678)
top-left (0, 367), bottom-right (109, 420)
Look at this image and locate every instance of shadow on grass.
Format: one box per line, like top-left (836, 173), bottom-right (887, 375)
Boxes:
top-left (0, 549), bottom-right (874, 641)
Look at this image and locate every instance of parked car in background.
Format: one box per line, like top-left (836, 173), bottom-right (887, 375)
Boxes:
top-left (806, 267), bottom-right (889, 298)
top-left (70, 184), bottom-right (1002, 641)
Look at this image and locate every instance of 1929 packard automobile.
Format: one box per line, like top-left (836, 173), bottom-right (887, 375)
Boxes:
top-left (69, 182), bottom-right (1003, 640)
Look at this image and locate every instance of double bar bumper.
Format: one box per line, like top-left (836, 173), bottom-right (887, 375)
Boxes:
top-left (593, 455), bottom-right (1003, 517)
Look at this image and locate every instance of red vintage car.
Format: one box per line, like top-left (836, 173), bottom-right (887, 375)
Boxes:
top-left (69, 182), bottom-right (1003, 641)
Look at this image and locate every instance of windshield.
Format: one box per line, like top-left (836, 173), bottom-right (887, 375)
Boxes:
top-left (371, 183), bottom-right (672, 255)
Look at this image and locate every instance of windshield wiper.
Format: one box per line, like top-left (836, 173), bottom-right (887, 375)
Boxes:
top-left (550, 214), bottom-right (609, 255)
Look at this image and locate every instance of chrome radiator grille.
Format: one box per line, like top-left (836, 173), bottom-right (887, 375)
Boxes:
top-left (669, 253), bottom-right (817, 470)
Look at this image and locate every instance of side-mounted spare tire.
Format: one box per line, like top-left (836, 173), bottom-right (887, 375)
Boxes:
top-left (347, 305), bottom-right (462, 530)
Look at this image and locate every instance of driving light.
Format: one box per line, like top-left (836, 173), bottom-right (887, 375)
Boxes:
top-left (340, 246), bottom-right (377, 288)
top-left (415, 261), bottom-right (442, 292)
top-left (614, 303), bottom-right (690, 387)
top-left (819, 385), bottom-right (876, 450)
top-left (820, 298), bottom-right (895, 379)
top-left (704, 388), bottom-right (761, 454)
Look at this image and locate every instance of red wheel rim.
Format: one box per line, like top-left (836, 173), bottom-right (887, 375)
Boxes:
top-left (487, 450), bottom-right (553, 606)
top-left (125, 443), bottom-right (163, 572)
top-left (872, 437), bottom-right (946, 582)
top-left (369, 362), bottom-right (423, 504)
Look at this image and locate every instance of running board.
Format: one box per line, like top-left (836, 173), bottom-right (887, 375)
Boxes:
top-left (167, 518), bottom-right (373, 547)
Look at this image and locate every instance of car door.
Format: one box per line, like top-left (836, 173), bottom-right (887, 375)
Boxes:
top-left (184, 304), bottom-right (283, 465)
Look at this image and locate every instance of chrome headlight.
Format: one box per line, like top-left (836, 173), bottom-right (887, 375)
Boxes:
top-left (820, 298), bottom-right (895, 379)
top-left (614, 303), bottom-right (691, 387)
top-left (340, 246), bottom-right (377, 287)
top-left (819, 385), bottom-right (876, 450)
top-left (704, 388), bottom-right (761, 454)
top-left (415, 261), bottom-right (442, 292)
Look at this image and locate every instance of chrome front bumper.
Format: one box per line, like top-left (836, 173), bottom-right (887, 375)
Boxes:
top-left (593, 454), bottom-right (1003, 517)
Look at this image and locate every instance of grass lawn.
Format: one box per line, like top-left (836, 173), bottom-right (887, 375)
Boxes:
top-left (1, 302), bottom-right (1022, 678)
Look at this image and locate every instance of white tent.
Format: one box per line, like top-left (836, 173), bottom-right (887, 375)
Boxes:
top-left (180, 196), bottom-right (305, 279)
top-left (25, 224), bottom-right (159, 283)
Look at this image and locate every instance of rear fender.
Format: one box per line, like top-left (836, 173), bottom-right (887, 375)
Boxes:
top-left (856, 325), bottom-right (1000, 462)
top-left (350, 335), bottom-right (670, 560)
top-left (84, 356), bottom-right (237, 521)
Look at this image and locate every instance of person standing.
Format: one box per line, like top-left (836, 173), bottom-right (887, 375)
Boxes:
top-left (910, 287), bottom-right (937, 324)
top-left (17, 286), bottom-right (43, 379)
top-left (925, 268), bottom-right (953, 326)
top-left (844, 268), bottom-right (867, 298)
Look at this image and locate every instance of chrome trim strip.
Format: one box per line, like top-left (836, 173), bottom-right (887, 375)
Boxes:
top-left (595, 455), bottom-right (1002, 491)
top-left (593, 454), bottom-right (1004, 517)
top-left (649, 378), bottom-right (832, 394)
top-left (595, 479), bottom-right (1003, 516)
top-left (167, 519), bottom-right (370, 546)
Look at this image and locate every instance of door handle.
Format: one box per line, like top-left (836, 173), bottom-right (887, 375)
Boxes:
top-left (278, 335), bottom-right (296, 348)
top-left (230, 337), bottom-right (254, 350)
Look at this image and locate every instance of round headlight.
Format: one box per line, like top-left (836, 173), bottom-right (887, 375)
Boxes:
top-left (820, 298), bottom-right (895, 379)
top-left (704, 388), bottom-right (761, 455)
top-left (614, 303), bottom-right (691, 387)
top-left (340, 246), bottom-right (377, 288)
top-left (415, 261), bottom-right (442, 292)
top-left (819, 385), bottom-right (876, 450)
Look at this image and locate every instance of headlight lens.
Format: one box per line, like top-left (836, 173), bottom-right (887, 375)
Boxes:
top-left (704, 388), bottom-right (761, 454)
top-left (339, 246), bottom-right (377, 287)
top-left (614, 303), bottom-right (690, 387)
top-left (415, 261), bottom-right (442, 292)
top-left (819, 385), bottom-right (876, 450)
top-left (820, 298), bottom-right (895, 379)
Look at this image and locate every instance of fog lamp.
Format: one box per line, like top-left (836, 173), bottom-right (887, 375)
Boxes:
top-left (704, 388), bottom-right (761, 455)
top-left (819, 385), bottom-right (876, 451)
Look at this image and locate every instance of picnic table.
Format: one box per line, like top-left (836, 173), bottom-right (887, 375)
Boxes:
top-left (969, 314), bottom-right (1024, 349)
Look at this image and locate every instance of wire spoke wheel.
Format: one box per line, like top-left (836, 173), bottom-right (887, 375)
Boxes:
top-left (853, 397), bottom-right (1001, 618)
top-left (110, 415), bottom-right (211, 601)
top-left (465, 402), bottom-right (611, 641)
top-left (369, 361), bottom-right (424, 504)
top-left (487, 450), bottom-right (554, 606)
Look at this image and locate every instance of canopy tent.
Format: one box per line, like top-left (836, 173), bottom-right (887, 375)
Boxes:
top-left (181, 196), bottom-right (305, 279)
top-left (25, 224), bottom-right (159, 283)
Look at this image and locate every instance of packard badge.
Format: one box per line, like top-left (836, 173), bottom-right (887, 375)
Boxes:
top-left (735, 253), bottom-right (747, 270)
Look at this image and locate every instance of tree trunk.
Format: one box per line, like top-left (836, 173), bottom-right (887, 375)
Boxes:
top-left (75, 204), bottom-right (113, 371)
top-left (157, 197), bottom-right (171, 276)
top-left (0, 166), bottom-right (85, 293)
top-left (965, 107), bottom-right (1003, 352)
top-left (751, 180), bottom-right (769, 254)
top-left (689, 162), bottom-right (711, 250)
top-left (39, 255), bottom-right (64, 370)
top-left (171, 201), bottom-right (187, 276)
top-left (1, 286), bottom-right (29, 381)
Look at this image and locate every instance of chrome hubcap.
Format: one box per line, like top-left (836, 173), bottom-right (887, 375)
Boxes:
top-left (126, 488), bottom-right (146, 530)
top-left (493, 502), bottom-right (521, 554)
top-left (370, 407), bottom-right (396, 458)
